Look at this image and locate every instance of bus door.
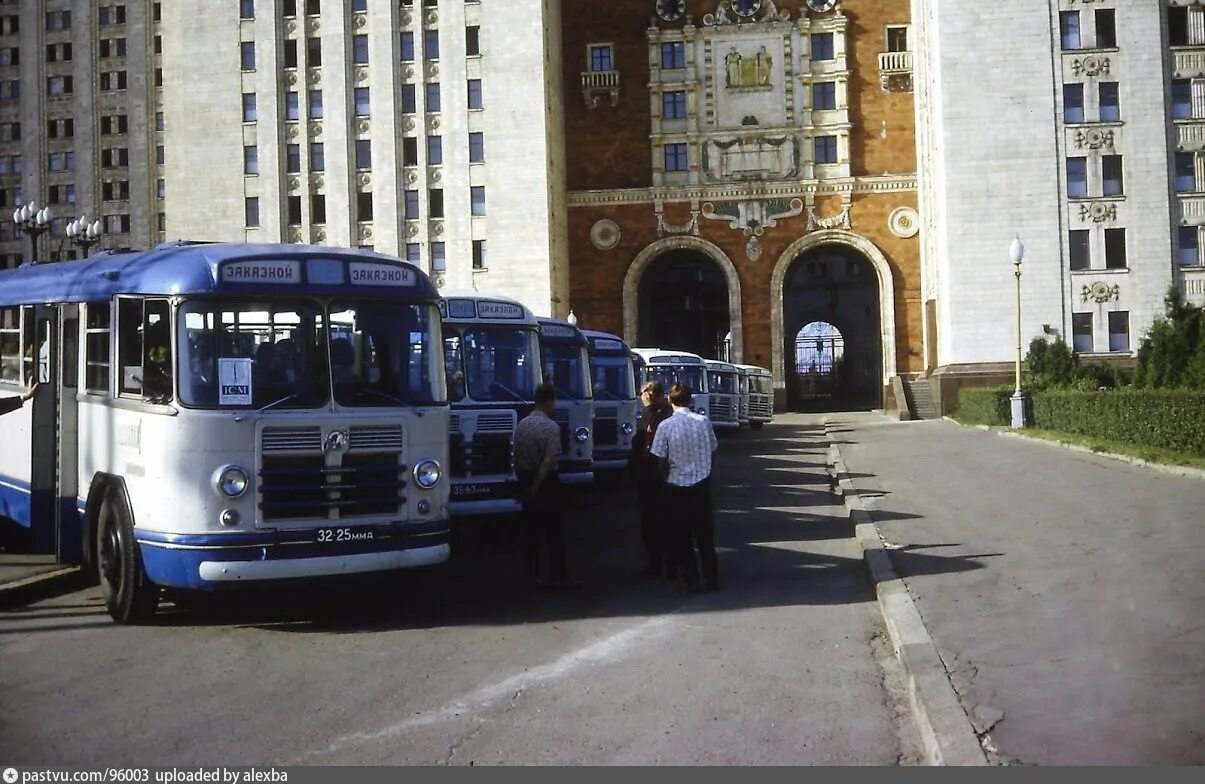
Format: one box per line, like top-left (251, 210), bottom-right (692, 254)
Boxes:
top-left (27, 305), bottom-right (59, 555)
top-left (56, 305), bottom-right (81, 562)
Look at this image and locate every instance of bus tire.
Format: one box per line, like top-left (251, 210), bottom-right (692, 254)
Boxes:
top-left (96, 490), bottom-right (159, 624)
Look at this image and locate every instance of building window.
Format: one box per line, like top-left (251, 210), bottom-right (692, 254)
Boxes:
top-left (305, 0), bottom-right (320, 16)
top-left (156, 179), bottom-right (164, 199)
top-left (405, 243), bottom-right (420, 263)
top-left (245, 196), bottom-right (259, 227)
top-left (355, 139), bottom-right (371, 169)
top-left (45, 10), bottom-right (71, 31)
top-left (1104, 228), bottom-right (1126, 269)
top-left (663, 90), bottom-right (686, 119)
top-left (104, 214), bottom-right (131, 234)
top-left (1063, 83), bottom-right (1084, 123)
top-left (240, 41), bottom-right (255, 70)
top-left (403, 136), bottom-right (418, 166)
top-left (356, 192), bottom-right (372, 222)
top-left (886, 26), bottom-right (909, 52)
top-left (100, 71), bottom-right (127, 91)
top-left (815, 135), bottom-right (838, 164)
top-left (310, 142), bottom-right (324, 171)
top-left (352, 34), bottom-right (368, 64)
top-left (425, 29), bottom-right (440, 59)
top-left (309, 89), bottom-right (323, 118)
top-left (429, 188), bottom-right (444, 218)
top-left (47, 75), bottom-right (73, 95)
top-left (401, 31), bottom-right (414, 61)
top-left (1069, 229), bottom-right (1090, 271)
top-left (242, 93), bottom-right (257, 122)
top-left (426, 83), bottom-right (441, 112)
top-left (156, 146), bottom-right (164, 165)
top-left (1107, 311), bottom-right (1129, 353)
top-left (404, 189), bottom-right (420, 219)
top-left (813, 82), bottom-right (836, 111)
top-left (285, 91), bottom-right (299, 120)
top-left (354, 87), bottom-right (370, 116)
top-left (99, 38), bottom-right (127, 58)
top-left (1101, 155), bottom-right (1123, 196)
top-left (98, 6), bottom-right (127, 25)
top-left (1066, 156), bottom-right (1088, 197)
top-left (244, 145), bottom-right (258, 175)
top-left (101, 114), bottom-right (128, 134)
top-left (287, 195), bottom-right (301, 225)
top-left (811, 33), bottom-right (835, 61)
top-left (589, 44), bottom-right (613, 71)
top-left (101, 180), bottom-right (129, 200)
top-left (240, 0), bottom-right (254, 19)
top-left (428, 136), bottom-right (442, 165)
top-left (661, 41), bottom-right (685, 69)
top-left (402, 84), bottom-right (416, 113)
top-left (472, 239), bottom-right (486, 270)
top-left (470, 186), bottom-right (486, 216)
top-left (311, 194), bottom-right (326, 224)
top-left (1179, 226), bottom-right (1200, 266)
top-left (306, 37), bottom-right (321, 67)
top-left (284, 39), bottom-right (298, 68)
top-left (1175, 152), bottom-right (1196, 193)
top-left (1096, 9), bottom-right (1116, 48)
top-left (1060, 11), bottom-right (1080, 50)
top-left (467, 78), bottom-right (483, 109)
top-left (664, 143), bottom-right (688, 172)
top-left (1098, 82), bottom-right (1119, 122)
top-left (286, 144), bottom-right (300, 174)
top-left (466, 26), bottom-right (480, 56)
top-left (1072, 312), bottom-right (1093, 353)
top-left (430, 242), bottom-right (446, 272)
top-left (1172, 79), bottom-right (1192, 120)
top-left (1170, 6), bottom-right (1189, 47)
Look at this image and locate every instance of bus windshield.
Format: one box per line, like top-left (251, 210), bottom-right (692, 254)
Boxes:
top-left (178, 299), bottom-right (329, 408)
top-left (328, 300), bottom-right (444, 407)
top-left (590, 355), bottom-right (635, 400)
top-left (446, 326), bottom-right (541, 402)
top-left (709, 371), bottom-right (738, 394)
top-left (752, 376), bottom-right (773, 395)
top-left (542, 344), bottom-right (591, 400)
top-left (645, 365), bottom-right (705, 396)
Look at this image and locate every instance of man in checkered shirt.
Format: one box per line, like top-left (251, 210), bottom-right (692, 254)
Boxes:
top-left (650, 382), bottom-right (720, 593)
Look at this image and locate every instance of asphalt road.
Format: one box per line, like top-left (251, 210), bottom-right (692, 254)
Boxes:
top-left (0, 415), bottom-right (920, 766)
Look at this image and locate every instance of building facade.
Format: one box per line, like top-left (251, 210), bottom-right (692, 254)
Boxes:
top-left (563, 0), bottom-right (920, 410)
top-left (161, 0), bottom-right (570, 315)
top-left (0, 0), bottom-right (163, 269)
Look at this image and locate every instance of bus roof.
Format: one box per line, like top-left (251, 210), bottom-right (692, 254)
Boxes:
top-left (0, 241), bottom-right (439, 306)
top-left (439, 290), bottom-right (539, 325)
top-left (581, 329), bottom-right (630, 355)
top-left (631, 348), bottom-right (705, 365)
top-left (704, 360), bottom-right (738, 373)
top-left (536, 317), bottom-right (587, 346)
top-left (735, 363), bottom-right (772, 376)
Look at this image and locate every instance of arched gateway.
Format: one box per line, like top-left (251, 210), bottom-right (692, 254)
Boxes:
top-left (624, 236), bottom-right (743, 363)
top-left (770, 230), bottom-right (897, 411)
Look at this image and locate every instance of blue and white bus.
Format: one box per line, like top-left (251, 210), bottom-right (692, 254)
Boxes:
top-left (582, 330), bottom-right (637, 480)
top-left (0, 242), bottom-right (451, 623)
top-left (704, 359), bottom-right (742, 432)
top-left (738, 363), bottom-right (775, 429)
top-left (537, 318), bottom-right (595, 486)
top-left (632, 348), bottom-right (710, 422)
top-left (440, 292), bottom-right (541, 516)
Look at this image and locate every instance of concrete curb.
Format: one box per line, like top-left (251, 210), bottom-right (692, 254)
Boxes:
top-left (825, 424), bottom-right (988, 766)
top-left (0, 566), bottom-right (88, 609)
top-left (940, 416), bottom-right (1205, 480)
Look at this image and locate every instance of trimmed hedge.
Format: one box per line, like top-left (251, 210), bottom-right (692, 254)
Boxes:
top-left (955, 387), bottom-right (1205, 456)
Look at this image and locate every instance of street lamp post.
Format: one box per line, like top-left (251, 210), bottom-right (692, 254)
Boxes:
top-left (1009, 236), bottom-right (1027, 429)
top-left (66, 215), bottom-right (104, 258)
top-left (12, 201), bottom-right (52, 263)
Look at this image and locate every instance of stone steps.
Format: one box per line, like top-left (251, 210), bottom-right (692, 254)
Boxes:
top-left (904, 379), bottom-right (940, 420)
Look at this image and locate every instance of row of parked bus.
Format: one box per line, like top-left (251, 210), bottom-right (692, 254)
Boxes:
top-left (0, 242), bottom-right (771, 624)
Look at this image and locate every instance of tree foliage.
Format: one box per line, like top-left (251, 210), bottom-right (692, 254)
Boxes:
top-left (1134, 288), bottom-right (1205, 390)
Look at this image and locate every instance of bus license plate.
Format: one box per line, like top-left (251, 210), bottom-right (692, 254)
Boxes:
top-left (315, 526), bottom-right (376, 543)
top-left (452, 483), bottom-right (485, 498)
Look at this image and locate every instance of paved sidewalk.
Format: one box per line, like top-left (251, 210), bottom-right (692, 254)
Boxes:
top-left (828, 413), bottom-right (1205, 765)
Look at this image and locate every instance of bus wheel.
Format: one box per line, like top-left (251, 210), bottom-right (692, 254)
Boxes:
top-left (96, 491), bottom-right (159, 624)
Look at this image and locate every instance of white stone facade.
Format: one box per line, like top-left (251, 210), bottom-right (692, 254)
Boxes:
top-left (913, 0), bottom-right (1187, 368)
top-left (162, 0), bottom-right (569, 317)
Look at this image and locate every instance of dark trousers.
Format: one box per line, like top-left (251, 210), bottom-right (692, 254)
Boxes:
top-left (665, 477), bottom-right (718, 587)
top-left (518, 471), bottom-right (567, 584)
top-left (636, 477), bottom-right (669, 573)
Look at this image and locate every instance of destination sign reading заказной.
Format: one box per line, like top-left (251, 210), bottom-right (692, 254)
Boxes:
top-left (220, 260), bottom-right (302, 284)
top-left (349, 262), bottom-right (416, 286)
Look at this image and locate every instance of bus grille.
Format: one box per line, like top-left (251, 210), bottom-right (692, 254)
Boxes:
top-left (350, 425), bottom-right (403, 451)
top-left (711, 397), bottom-right (736, 421)
top-left (261, 427), bottom-right (322, 452)
top-left (450, 433), bottom-right (512, 478)
top-left (593, 416), bottom-right (618, 446)
top-left (750, 398), bottom-right (774, 417)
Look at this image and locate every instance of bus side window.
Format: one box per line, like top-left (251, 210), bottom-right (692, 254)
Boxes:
top-left (118, 299), bottom-right (144, 396)
top-left (84, 302), bottom-right (111, 395)
top-left (0, 306), bottom-right (19, 384)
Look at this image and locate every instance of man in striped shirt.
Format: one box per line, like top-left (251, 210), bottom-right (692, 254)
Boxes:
top-left (650, 382), bottom-right (720, 593)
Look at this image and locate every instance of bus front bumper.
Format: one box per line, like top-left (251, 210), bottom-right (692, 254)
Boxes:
top-left (711, 420), bottom-right (741, 432)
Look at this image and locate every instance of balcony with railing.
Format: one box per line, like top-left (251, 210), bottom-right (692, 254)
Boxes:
top-left (877, 50), bottom-right (913, 91)
top-left (581, 69), bottom-right (620, 108)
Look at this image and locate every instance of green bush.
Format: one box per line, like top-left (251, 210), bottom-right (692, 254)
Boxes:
top-left (1026, 337), bottom-right (1078, 389)
top-left (1134, 288), bottom-right (1204, 390)
top-left (1030, 389), bottom-right (1205, 456)
top-left (954, 387), bottom-right (1012, 426)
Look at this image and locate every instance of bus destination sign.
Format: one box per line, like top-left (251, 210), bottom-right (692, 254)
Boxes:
top-left (539, 323), bottom-right (578, 340)
top-left (220, 260), bottom-right (302, 284)
top-left (349, 262), bottom-right (416, 286)
top-left (445, 299), bottom-right (477, 319)
top-left (477, 301), bottom-right (525, 319)
top-left (591, 338), bottom-right (625, 352)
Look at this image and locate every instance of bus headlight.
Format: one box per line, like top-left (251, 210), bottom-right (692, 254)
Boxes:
top-left (413, 459), bottom-right (442, 489)
top-left (698, 408), bottom-right (707, 417)
top-left (213, 465), bottom-right (249, 498)
top-left (574, 426), bottom-right (590, 444)
top-left (621, 422), bottom-right (635, 436)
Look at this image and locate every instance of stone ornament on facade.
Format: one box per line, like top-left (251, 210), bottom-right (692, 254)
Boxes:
top-left (311, 122), bottom-right (323, 137)
top-left (311, 174), bottom-right (324, 189)
top-left (1078, 202), bottom-right (1118, 223)
top-left (355, 67), bottom-right (368, 83)
top-left (405, 170), bottom-right (418, 184)
top-left (359, 225), bottom-right (373, 241)
top-left (306, 16), bottom-right (319, 34)
top-left (356, 119), bottom-right (370, 135)
top-left (286, 20), bottom-right (297, 34)
top-left (358, 173), bottom-right (371, 187)
top-left (746, 234), bottom-right (763, 262)
top-left (431, 220), bottom-right (444, 237)
top-left (286, 123), bottom-right (299, 137)
top-left (313, 228), bottom-right (326, 242)
top-left (806, 204), bottom-right (851, 231)
top-left (590, 219), bottom-right (622, 249)
top-left (724, 46), bottom-right (773, 90)
top-left (308, 68), bottom-right (322, 85)
top-left (1074, 128), bottom-right (1115, 150)
top-left (704, 0), bottom-right (790, 26)
top-left (288, 227), bottom-right (303, 243)
top-left (286, 72), bottom-right (298, 86)
top-left (432, 272), bottom-right (445, 289)
top-left (426, 62), bottom-right (440, 79)
top-left (654, 209), bottom-right (699, 238)
top-left (399, 11), bottom-right (411, 26)
top-left (701, 198), bottom-right (804, 238)
top-left (406, 222), bottom-right (420, 237)
top-left (701, 134), bottom-right (800, 182)
top-left (403, 117), bottom-right (415, 131)
top-left (287, 177), bottom-right (300, 191)
top-left (353, 13), bottom-right (366, 27)
top-left (1081, 281), bottom-right (1120, 304)
top-left (888, 206), bottom-right (919, 238)
top-left (426, 10), bottom-right (438, 25)
top-left (1071, 55), bottom-right (1110, 77)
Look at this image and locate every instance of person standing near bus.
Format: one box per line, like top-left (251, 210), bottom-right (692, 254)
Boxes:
top-left (630, 380), bottom-right (673, 578)
top-left (650, 383), bottom-right (720, 593)
top-left (0, 377), bottom-right (37, 416)
top-left (514, 383), bottom-right (579, 590)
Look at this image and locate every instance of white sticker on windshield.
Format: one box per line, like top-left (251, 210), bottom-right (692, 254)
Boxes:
top-left (219, 358), bottom-right (253, 405)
